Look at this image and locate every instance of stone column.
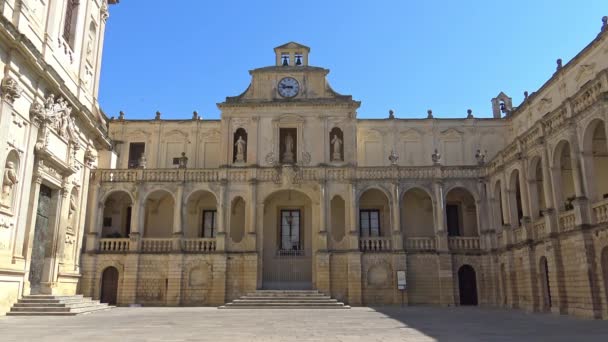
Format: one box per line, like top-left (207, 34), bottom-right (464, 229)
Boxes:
top-left (247, 179), bottom-right (257, 251)
top-left (433, 181), bottom-right (448, 251)
top-left (347, 181), bottom-right (359, 250)
top-left (172, 184), bottom-right (184, 251)
top-left (85, 180), bottom-right (101, 252)
top-left (569, 137), bottom-right (591, 226)
top-left (390, 182), bottom-right (403, 250)
top-left (215, 180), bottom-right (227, 251)
top-left (318, 180), bottom-right (328, 250)
top-left (542, 145), bottom-right (559, 235)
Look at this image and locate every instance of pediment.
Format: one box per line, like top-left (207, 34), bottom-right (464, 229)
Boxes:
top-left (275, 114), bottom-right (305, 124)
top-left (399, 128), bottom-right (423, 140)
top-left (440, 128), bottom-right (463, 139)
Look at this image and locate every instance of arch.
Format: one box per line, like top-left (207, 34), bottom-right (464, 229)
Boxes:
top-left (102, 190), bottom-right (134, 238)
top-left (233, 128), bottom-right (247, 163)
top-left (100, 188), bottom-right (135, 205)
top-left (508, 169), bottom-right (524, 226)
top-left (494, 180), bottom-right (505, 227)
top-left (329, 127), bottom-right (344, 162)
top-left (185, 189), bottom-right (218, 238)
top-left (528, 156), bottom-right (546, 220)
top-left (229, 196), bottom-right (246, 243)
top-left (458, 265), bottom-right (478, 305)
top-left (143, 189), bottom-right (175, 238)
top-left (358, 188), bottom-right (391, 237)
top-left (1, 150), bottom-right (20, 210)
top-left (262, 189), bottom-right (313, 289)
top-left (582, 119), bottom-right (608, 202)
top-left (330, 195), bottom-right (346, 243)
top-left (552, 140), bottom-right (576, 211)
top-left (100, 266), bottom-right (119, 305)
top-left (445, 187), bottom-right (478, 237)
top-left (539, 256), bottom-right (552, 311)
top-left (401, 187), bottom-right (434, 238)
top-left (184, 186), bottom-right (217, 206)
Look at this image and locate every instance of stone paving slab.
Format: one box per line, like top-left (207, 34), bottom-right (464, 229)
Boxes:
top-left (1, 306), bottom-right (608, 341)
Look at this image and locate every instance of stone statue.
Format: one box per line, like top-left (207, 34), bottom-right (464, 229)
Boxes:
top-left (432, 149), bottom-right (441, 165)
top-left (331, 134), bottom-right (343, 161)
top-left (388, 150), bottom-right (399, 165)
top-left (475, 149), bottom-right (487, 165)
top-left (283, 133), bottom-right (294, 163)
top-left (68, 194), bottom-right (77, 219)
top-left (2, 161), bottom-right (18, 205)
top-left (234, 135), bottom-right (246, 163)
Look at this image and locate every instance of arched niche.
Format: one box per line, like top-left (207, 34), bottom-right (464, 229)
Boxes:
top-left (1, 150), bottom-right (20, 210)
top-left (494, 180), bottom-right (505, 227)
top-left (233, 128), bottom-right (247, 163)
top-left (329, 127), bottom-right (344, 162)
top-left (401, 188), bottom-right (434, 238)
top-left (330, 195), bottom-right (345, 242)
top-left (102, 190), bottom-right (133, 238)
top-left (553, 140), bottom-right (576, 211)
top-left (508, 169), bottom-right (524, 226)
top-left (358, 188), bottom-right (390, 237)
top-left (143, 190), bottom-right (175, 238)
top-left (229, 196), bottom-right (246, 243)
top-left (445, 187), bottom-right (478, 237)
top-left (185, 190), bottom-right (217, 238)
top-left (583, 119), bottom-right (608, 202)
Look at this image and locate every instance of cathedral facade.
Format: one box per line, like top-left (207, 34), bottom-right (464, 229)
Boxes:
top-left (1, 2), bottom-right (608, 319)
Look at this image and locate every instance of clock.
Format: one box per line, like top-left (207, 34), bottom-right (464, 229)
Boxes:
top-left (277, 77), bottom-right (300, 98)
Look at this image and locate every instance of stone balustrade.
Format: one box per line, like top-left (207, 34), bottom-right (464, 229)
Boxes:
top-left (359, 237), bottom-right (392, 252)
top-left (559, 211), bottom-right (576, 232)
top-left (98, 238), bottom-right (130, 252)
top-left (141, 238), bottom-right (173, 253)
top-left (181, 238), bottom-right (217, 252)
top-left (93, 165), bottom-right (482, 184)
top-left (448, 237), bottom-right (480, 250)
top-left (405, 237), bottom-right (436, 250)
top-left (533, 219), bottom-right (547, 240)
top-left (592, 198), bottom-right (608, 224)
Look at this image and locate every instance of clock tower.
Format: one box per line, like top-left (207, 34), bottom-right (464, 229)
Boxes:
top-left (218, 42), bottom-right (360, 167)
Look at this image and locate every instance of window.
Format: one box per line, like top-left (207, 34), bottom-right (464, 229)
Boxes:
top-left (103, 217), bottom-right (112, 227)
top-left (202, 210), bottom-right (217, 238)
top-left (63, 0), bottom-right (80, 48)
top-left (128, 142), bottom-right (145, 169)
top-left (280, 210), bottom-right (301, 250)
top-left (359, 209), bottom-right (380, 237)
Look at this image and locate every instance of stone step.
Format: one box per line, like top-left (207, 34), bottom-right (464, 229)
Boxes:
top-left (7, 295), bottom-right (113, 316)
top-left (234, 299), bottom-right (339, 303)
top-left (221, 290), bottom-right (350, 309)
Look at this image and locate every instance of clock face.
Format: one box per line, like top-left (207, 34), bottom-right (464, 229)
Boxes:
top-left (277, 77), bottom-right (300, 98)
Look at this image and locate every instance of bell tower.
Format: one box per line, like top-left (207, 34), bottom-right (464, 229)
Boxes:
top-left (274, 42), bottom-right (310, 67)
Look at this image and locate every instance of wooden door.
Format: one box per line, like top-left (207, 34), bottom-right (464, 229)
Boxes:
top-left (101, 267), bottom-right (119, 305)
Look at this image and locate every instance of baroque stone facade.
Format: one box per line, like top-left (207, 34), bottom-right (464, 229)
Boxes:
top-left (80, 25), bottom-right (608, 319)
top-left (0, 0), bottom-right (118, 314)
top-left (2, 3), bottom-right (608, 321)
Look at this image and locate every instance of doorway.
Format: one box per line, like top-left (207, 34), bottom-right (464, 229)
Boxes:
top-left (100, 267), bottom-right (119, 305)
top-left (28, 184), bottom-right (54, 291)
top-left (458, 265), bottom-right (478, 305)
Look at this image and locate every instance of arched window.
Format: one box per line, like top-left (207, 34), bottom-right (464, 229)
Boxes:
top-left (329, 127), bottom-right (344, 162)
top-left (233, 128), bottom-right (247, 163)
top-left (63, 0), bottom-right (80, 49)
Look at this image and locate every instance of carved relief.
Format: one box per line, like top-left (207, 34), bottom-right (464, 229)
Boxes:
top-left (29, 94), bottom-right (80, 143)
top-left (1, 75), bottom-right (22, 104)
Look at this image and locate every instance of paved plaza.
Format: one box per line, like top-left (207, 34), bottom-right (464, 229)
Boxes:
top-left (2, 306), bottom-right (608, 341)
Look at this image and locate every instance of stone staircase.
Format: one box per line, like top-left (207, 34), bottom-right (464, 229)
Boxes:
top-left (219, 290), bottom-right (350, 309)
top-left (7, 295), bottom-right (113, 316)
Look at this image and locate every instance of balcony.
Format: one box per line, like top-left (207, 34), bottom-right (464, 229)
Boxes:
top-left (359, 237), bottom-right (392, 252)
top-left (96, 237), bottom-right (216, 254)
top-left (405, 237), bottom-right (436, 251)
top-left (448, 237), bottom-right (480, 251)
top-left (592, 198), bottom-right (608, 224)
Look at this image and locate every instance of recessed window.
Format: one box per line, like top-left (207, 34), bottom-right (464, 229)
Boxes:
top-left (280, 210), bottom-right (301, 250)
top-left (359, 209), bottom-right (380, 237)
top-left (202, 210), bottom-right (217, 238)
top-left (128, 142), bottom-right (145, 169)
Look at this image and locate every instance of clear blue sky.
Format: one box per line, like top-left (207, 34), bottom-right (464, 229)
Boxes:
top-left (99, 1), bottom-right (606, 120)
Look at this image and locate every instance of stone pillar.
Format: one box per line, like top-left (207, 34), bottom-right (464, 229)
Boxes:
top-left (390, 182), bottom-right (403, 250)
top-left (433, 181), bottom-right (448, 251)
top-left (348, 181), bottom-right (359, 250)
top-left (346, 252), bottom-right (362, 305)
top-left (85, 180), bottom-right (101, 252)
top-left (172, 184), bottom-right (184, 251)
top-left (569, 138), bottom-right (591, 226)
top-left (247, 179), bottom-right (257, 249)
top-left (129, 191), bottom-right (142, 252)
top-left (215, 180), bottom-right (227, 251)
top-left (542, 145), bottom-right (559, 235)
top-left (318, 180), bottom-right (328, 250)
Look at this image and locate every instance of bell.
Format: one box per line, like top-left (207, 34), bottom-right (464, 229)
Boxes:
top-left (282, 56), bottom-right (289, 66)
top-left (295, 56), bottom-right (302, 66)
